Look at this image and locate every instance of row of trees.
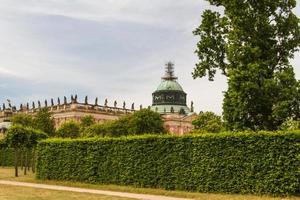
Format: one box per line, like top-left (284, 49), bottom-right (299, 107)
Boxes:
top-left (0, 108), bottom-right (54, 176)
top-left (57, 109), bottom-right (166, 138)
top-left (1, 126), bottom-right (47, 176)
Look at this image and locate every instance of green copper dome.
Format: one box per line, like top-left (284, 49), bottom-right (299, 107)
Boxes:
top-left (156, 80), bottom-right (183, 91)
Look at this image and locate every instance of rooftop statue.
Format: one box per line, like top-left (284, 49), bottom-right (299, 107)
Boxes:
top-left (85, 96), bottom-right (88, 104)
top-left (131, 103), bottom-right (134, 110)
top-left (114, 101), bottom-right (117, 108)
top-left (51, 98), bottom-right (54, 106)
top-left (95, 97), bottom-right (98, 106)
top-left (38, 101), bottom-right (41, 108)
top-left (74, 95), bottom-right (78, 103)
top-left (32, 102), bottom-right (35, 109)
top-left (104, 99), bottom-right (108, 107)
top-left (64, 96), bottom-right (67, 104)
top-left (45, 100), bottom-right (48, 107)
top-left (57, 97), bottom-right (61, 105)
top-left (7, 99), bottom-right (12, 108)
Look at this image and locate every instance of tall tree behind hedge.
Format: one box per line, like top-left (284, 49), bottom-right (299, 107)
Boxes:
top-left (193, 0), bottom-right (300, 130)
top-left (79, 115), bottom-right (95, 133)
top-left (56, 121), bottom-right (80, 138)
top-left (33, 108), bottom-right (55, 136)
top-left (128, 109), bottom-right (165, 134)
top-left (192, 111), bottom-right (223, 133)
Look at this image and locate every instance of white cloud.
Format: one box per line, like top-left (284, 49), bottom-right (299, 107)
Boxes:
top-left (0, 0), bottom-right (299, 114)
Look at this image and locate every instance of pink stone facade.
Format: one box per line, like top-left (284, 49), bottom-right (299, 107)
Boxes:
top-left (0, 102), bottom-right (196, 135)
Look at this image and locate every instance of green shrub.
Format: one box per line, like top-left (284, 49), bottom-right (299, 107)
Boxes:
top-left (79, 115), bottom-right (95, 133)
top-left (81, 123), bottom-right (111, 137)
top-left (0, 147), bottom-right (14, 166)
top-left (56, 121), bottom-right (80, 138)
top-left (128, 109), bottom-right (165, 135)
top-left (192, 111), bottom-right (224, 133)
top-left (36, 131), bottom-right (300, 195)
top-left (81, 109), bottom-right (166, 137)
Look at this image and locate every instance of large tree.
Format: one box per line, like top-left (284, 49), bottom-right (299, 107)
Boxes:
top-left (192, 111), bottom-right (224, 133)
top-left (193, 0), bottom-right (300, 130)
top-left (33, 108), bottom-right (55, 136)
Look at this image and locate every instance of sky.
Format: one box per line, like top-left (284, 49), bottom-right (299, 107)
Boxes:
top-left (0, 0), bottom-right (299, 114)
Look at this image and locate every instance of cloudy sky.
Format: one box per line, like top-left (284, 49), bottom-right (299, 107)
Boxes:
top-left (0, 0), bottom-right (299, 114)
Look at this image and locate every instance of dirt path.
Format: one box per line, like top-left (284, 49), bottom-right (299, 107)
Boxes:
top-left (0, 180), bottom-right (192, 200)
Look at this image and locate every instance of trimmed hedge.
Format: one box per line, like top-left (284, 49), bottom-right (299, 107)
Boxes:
top-left (0, 148), bottom-right (33, 167)
top-left (0, 148), bottom-right (14, 166)
top-left (36, 131), bottom-right (300, 195)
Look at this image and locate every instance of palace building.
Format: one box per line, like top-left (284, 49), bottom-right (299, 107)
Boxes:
top-left (0, 62), bottom-right (196, 134)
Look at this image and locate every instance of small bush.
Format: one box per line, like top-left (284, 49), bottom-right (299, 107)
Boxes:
top-left (56, 121), bottom-right (80, 138)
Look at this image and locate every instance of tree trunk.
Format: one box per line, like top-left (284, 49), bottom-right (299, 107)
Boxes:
top-left (20, 149), bottom-right (23, 171)
top-left (24, 150), bottom-right (27, 175)
top-left (14, 148), bottom-right (18, 177)
top-left (32, 148), bottom-right (35, 173)
top-left (27, 149), bottom-right (31, 172)
top-left (2, 149), bottom-right (6, 168)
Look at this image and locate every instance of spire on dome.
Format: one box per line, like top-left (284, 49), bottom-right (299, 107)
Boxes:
top-left (162, 62), bottom-right (178, 81)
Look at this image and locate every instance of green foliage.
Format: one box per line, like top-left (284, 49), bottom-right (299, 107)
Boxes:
top-left (5, 125), bottom-right (47, 176)
top-left (56, 121), bottom-right (80, 138)
top-left (79, 115), bottom-right (95, 133)
top-left (33, 108), bottom-right (55, 136)
top-left (128, 109), bottom-right (165, 135)
top-left (36, 131), bottom-right (300, 195)
top-left (82, 109), bottom-right (165, 137)
top-left (0, 148), bottom-right (14, 166)
top-left (192, 111), bottom-right (223, 133)
top-left (0, 139), bottom-right (13, 166)
top-left (5, 125), bottom-right (48, 149)
top-left (193, 0), bottom-right (300, 131)
top-left (81, 123), bottom-right (111, 138)
top-left (11, 113), bottom-right (34, 127)
top-left (5, 125), bottom-right (29, 149)
top-left (280, 118), bottom-right (300, 131)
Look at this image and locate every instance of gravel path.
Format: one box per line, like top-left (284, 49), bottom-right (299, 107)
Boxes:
top-left (0, 180), bottom-right (192, 200)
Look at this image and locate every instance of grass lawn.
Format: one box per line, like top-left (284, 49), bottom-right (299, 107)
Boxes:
top-left (0, 185), bottom-right (134, 200)
top-left (0, 167), bottom-right (299, 200)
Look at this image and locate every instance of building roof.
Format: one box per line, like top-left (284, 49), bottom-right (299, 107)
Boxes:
top-left (156, 80), bottom-right (184, 92)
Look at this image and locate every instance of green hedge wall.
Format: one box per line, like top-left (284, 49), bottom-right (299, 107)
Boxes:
top-left (36, 131), bottom-right (300, 195)
top-left (0, 148), bottom-right (14, 166)
top-left (0, 148), bottom-right (33, 167)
